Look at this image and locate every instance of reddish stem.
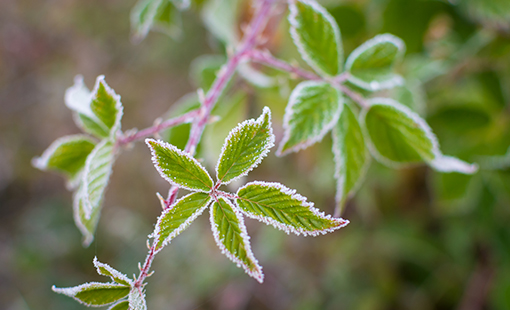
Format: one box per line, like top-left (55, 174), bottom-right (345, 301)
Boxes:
top-left (247, 49), bottom-right (321, 81)
top-left (116, 109), bottom-right (199, 146)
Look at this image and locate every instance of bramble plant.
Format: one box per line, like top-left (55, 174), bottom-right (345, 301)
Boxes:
top-left (32, 0), bottom-right (488, 308)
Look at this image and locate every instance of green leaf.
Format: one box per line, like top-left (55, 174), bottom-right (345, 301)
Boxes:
top-left (90, 76), bottom-right (123, 137)
top-left (82, 140), bottom-right (116, 219)
top-left (93, 257), bottom-right (132, 286)
top-left (75, 113), bottom-right (110, 139)
top-left (146, 139), bottom-right (214, 192)
top-left (107, 300), bottom-right (130, 310)
top-left (459, 0), bottom-right (510, 31)
top-left (362, 98), bottom-right (436, 165)
top-left (235, 181), bottom-right (349, 236)
top-left (345, 34), bottom-right (405, 91)
top-left (289, 0), bottom-right (343, 76)
top-left (131, 0), bottom-right (162, 41)
top-left (210, 197), bottom-right (263, 282)
top-left (128, 288), bottom-right (147, 310)
top-left (190, 55), bottom-right (226, 92)
top-left (152, 0), bottom-right (183, 38)
top-left (65, 75), bottom-right (110, 139)
top-left (277, 81), bottom-right (342, 156)
top-left (216, 107), bottom-right (274, 184)
top-left (52, 282), bottom-right (130, 307)
top-left (153, 192), bottom-right (212, 251)
top-left (202, 0), bottom-right (241, 44)
top-left (332, 103), bottom-right (369, 212)
top-left (362, 98), bottom-right (478, 174)
top-left (73, 186), bottom-right (102, 246)
top-left (32, 135), bottom-right (96, 181)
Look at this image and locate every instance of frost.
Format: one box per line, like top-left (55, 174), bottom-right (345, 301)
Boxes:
top-left (209, 197), bottom-right (264, 283)
top-left (216, 106), bottom-right (274, 185)
top-left (93, 257), bottom-right (133, 286)
top-left (236, 181), bottom-right (349, 236)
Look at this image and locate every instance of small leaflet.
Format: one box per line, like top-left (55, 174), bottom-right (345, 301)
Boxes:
top-left (235, 181), bottom-right (349, 236)
top-left (65, 76), bottom-right (110, 139)
top-left (332, 103), bottom-right (369, 213)
top-left (216, 107), bottom-right (274, 185)
top-left (128, 288), bottom-right (147, 310)
top-left (151, 0), bottom-right (183, 39)
top-left (82, 140), bottom-right (115, 219)
top-left (153, 192), bottom-right (212, 251)
top-left (32, 135), bottom-right (96, 180)
top-left (277, 81), bottom-right (343, 156)
top-left (52, 282), bottom-right (130, 307)
top-left (146, 139), bottom-right (214, 192)
top-left (210, 197), bottom-right (263, 283)
top-left (90, 76), bottom-right (124, 137)
top-left (93, 257), bottom-right (133, 286)
top-left (345, 34), bottom-right (405, 91)
top-left (362, 98), bottom-right (478, 174)
top-left (288, 0), bottom-right (343, 77)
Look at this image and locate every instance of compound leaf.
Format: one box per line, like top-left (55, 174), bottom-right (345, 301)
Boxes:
top-left (82, 140), bottom-right (116, 219)
top-left (153, 192), bottom-right (212, 251)
top-left (277, 81), bottom-right (342, 156)
top-left (362, 98), bottom-right (477, 174)
top-left (216, 107), bottom-right (274, 185)
top-left (32, 135), bottom-right (96, 181)
top-left (235, 181), bottom-right (349, 236)
top-left (346, 34), bottom-right (405, 91)
top-left (332, 103), bottom-right (369, 212)
top-left (52, 282), bottom-right (130, 307)
top-left (210, 197), bottom-right (263, 282)
top-left (90, 76), bottom-right (124, 137)
top-left (289, 0), bottom-right (343, 76)
top-left (146, 139), bottom-right (213, 192)
top-left (93, 257), bottom-right (132, 286)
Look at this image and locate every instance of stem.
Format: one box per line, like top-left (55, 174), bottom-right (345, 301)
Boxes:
top-left (247, 49), bottom-right (321, 81)
top-left (334, 82), bottom-right (369, 109)
top-left (134, 0), bottom-right (276, 288)
top-left (116, 109), bottom-right (199, 146)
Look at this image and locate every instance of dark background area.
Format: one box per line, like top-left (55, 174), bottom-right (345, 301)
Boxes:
top-left (1, 0), bottom-right (510, 309)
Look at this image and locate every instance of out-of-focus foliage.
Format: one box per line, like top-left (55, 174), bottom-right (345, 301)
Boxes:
top-left (2, 0), bottom-right (510, 310)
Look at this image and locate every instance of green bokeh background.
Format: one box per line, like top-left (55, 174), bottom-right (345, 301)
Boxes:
top-left (1, 0), bottom-right (510, 309)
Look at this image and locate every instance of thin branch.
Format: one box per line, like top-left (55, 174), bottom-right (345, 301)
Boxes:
top-left (247, 49), bottom-right (321, 81)
top-left (116, 109), bottom-right (199, 146)
top-left (334, 82), bottom-right (369, 109)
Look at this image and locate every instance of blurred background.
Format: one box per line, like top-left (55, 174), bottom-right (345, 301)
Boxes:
top-left (1, 0), bottom-right (510, 309)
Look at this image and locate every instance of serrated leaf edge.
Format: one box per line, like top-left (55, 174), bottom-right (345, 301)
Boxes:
top-left (31, 134), bottom-right (96, 172)
top-left (91, 75), bottom-right (124, 138)
top-left (209, 197), bottom-right (264, 283)
top-left (73, 186), bottom-right (96, 247)
top-left (345, 34), bottom-right (405, 91)
top-left (146, 138), bottom-right (214, 192)
top-left (288, 0), bottom-right (343, 77)
top-left (277, 81), bottom-right (343, 156)
top-left (52, 282), bottom-right (130, 307)
top-left (152, 192), bottom-right (213, 252)
top-left (215, 106), bottom-right (275, 185)
top-left (332, 105), bottom-right (371, 207)
top-left (235, 181), bottom-right (350, 236)
top-left (93, 257), bottom-right (133, 286)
